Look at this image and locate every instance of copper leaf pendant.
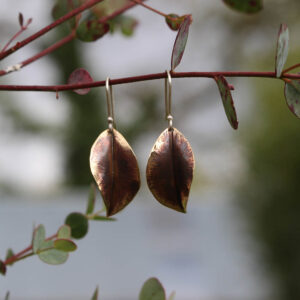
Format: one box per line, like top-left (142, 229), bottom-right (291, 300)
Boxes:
top-left (146, 128), bottom-right (195, 213)
top-left (90, 129), bottom-right (140, 217)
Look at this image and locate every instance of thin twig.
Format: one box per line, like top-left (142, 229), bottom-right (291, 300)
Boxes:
top-left (0, 0), bottom-right (142, 77)
top-left (4, 233), bottom-right (57, 266)
top-left (130, 0), bottom-right (168, 18)
top-left (0, 0), bottom-right (105, 61)
top-left (282, 63), bottom-right (300, 74)
top-left (0, 71), bottom-right (298, 93)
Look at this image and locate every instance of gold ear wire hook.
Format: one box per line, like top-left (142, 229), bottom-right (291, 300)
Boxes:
top-left (106, 77), bottom-right (114, 131)
top-left (165, 70), bottom-right (173, 130)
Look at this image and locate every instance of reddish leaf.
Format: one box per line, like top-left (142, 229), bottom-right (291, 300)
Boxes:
top-left (275, 24), bottom-right (289, 78)
top-left (76, 19), bottom-right (110, 42)
top-left (171, 15), bottom-right (192, 70)
top-left (90, 129), bottom-right (141, 217)
top-left (284, 80), bottom-right (300, 118)
top-left (165, 14), bottom-right (185, 31)
top-left (146, 128), bottom-right (194, 213)
top-left (68, 68), bottom-right (93, 95)
top-left (18, 13), bottom-right (24, 27)
top-left (215, 76), bottom-right (238, 129)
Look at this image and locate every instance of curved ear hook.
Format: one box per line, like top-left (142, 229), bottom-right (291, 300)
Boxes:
top-left (106, 77), bottom-right (114, 131)
top-left (165, 70), bottom-right (173, 130)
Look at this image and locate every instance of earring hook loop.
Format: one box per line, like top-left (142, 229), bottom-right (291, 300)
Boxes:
top-left (165, 70), bottom-right (173, 130)
top-left (106, 77), bottom-right (114, 131)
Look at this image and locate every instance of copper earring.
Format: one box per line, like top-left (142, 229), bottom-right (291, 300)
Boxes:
top-left (146, 71), bottom-right (195, 213)
top-left (90, 78), bottom-right (140, 217)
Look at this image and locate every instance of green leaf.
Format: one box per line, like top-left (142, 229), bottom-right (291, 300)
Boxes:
top-left (52, 0), bottom-right (81, 28)
top-left (91, 286), bottom-right (99, 300)
top-left (223, 0), bottom-right (263, 14)
top-left (54, 239), bottom-right (77, 252)
top-left (38, 240), bottom-right (69, 265)
top-left (91, 0), bottom-right (129, 18)
top-left (171, 15), bottom-right (192, 70)
top-left (165, 14), bottom-right (185, 31)
top-left (86, 183), bottom-right (96, 214)
top-left (139, 278), bottom-right (166, 300)
top-left (168, 292), bottom-right (176, 300)
top-left (275, 24), bottom-right (289, 78)
top-left (91, 215), bottom-right (116, 221)
top-left (33, 224), bottom-right (46, 254)
top-left (215, 76), bottom-right (238, 129)
top-left (0, 260), bottom-right (7, 276)
top-left (57, 225), bottom-right (71, 239)
top-left (76, 18), bottom-right (110, 42)
top-left (5, 249), bottom-right (14, 265)
top-left (5, 291), bottom-right (10, 300)
top-left (119, 16), bottom-right (138, 36)
top-left (284, 80), bottom-right (300, 118)
top-left (65, 212), bottom-right (89, 239)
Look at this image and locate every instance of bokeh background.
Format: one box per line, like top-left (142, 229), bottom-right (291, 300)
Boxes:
top-left (0, 1), bottom-right (300, 299)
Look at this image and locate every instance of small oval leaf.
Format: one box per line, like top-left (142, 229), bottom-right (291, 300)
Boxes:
top-left (57, 225), bottom-right (71, 239)
top-left (284, 80), bottom-right (300, 118)
top-left (65, 212), bottom-right (89, 239)
top-left (76, 19), bottom-right (110, 42)
top-left (52, 0), bottom-right (81, 28)
top-left (171, 15), bottom-right (192, 70)
top-left (38, 240), bottom-right (69, 265)
top-left (68, 68), bottom-right (93, 95)
top-left (33, 224), bottom-right (46, 254)
top-left (146, 128), bottom-right (194, 213)
top-left (223, 0), bottom-right (263, 14)
top-left (275, 24), bottom-right (289, 78)
top-left (165, 14), bottom-right (185, 31)
top-left (139, 278), bottom-right (166, 300)
top-left (54, 239), bottom-right (77, 252)
top-left (90, 129), bottom-right (141, 217)
top-left (215, 76), bottom-right (238, 129)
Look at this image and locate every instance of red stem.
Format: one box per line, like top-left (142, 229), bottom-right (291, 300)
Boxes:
top-left (0, 0), bottom-right (105, 61)
top-left (283, 63), bottom-right (300, 74)
top-left (130, 0), bottom-right (168, 18)
top-left (0, 71), bottom-right (298, 92)
top-left (0, 0), bottom-right (141, 77)
top-left (4, 233), bottom-right (57, 266)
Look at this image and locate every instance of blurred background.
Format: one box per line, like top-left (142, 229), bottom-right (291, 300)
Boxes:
top-left (0, 0), bottom-right (300, 299)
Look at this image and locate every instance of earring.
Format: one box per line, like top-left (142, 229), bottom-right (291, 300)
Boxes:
top-left (146, 71), bottom-right (195, 213)
top-left (89, 78), bottom-right (141, 217)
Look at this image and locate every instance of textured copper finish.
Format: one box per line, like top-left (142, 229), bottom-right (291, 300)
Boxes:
top-left (146, 128), bottom-right (195, 213)
top-left (90, 129), bottom-right (140, 216)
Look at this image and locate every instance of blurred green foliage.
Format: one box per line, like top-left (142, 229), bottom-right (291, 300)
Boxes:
top-left (238, 50), bottom-right (300, 300)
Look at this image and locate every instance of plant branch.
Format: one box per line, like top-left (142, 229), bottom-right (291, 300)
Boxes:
top-left (0, 32), bottom-right (76, 76)
top-left (4, 233), bottom-right (57, 266)
top-left (130, 0), bottom-right (168, 18)
top-left (0, 18), bottom-right (32, 54)
top-left (0, 0), bottom-right (105, 61)
top-left (0, 71), bottom-right (299, 93)
top-left (0, 0), bottom-right (141, 77)
top-left (283, 63), bottom-right (300, 74)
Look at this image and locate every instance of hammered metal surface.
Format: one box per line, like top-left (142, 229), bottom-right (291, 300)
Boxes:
top-left (90, 129), bottom-right (140, 216)
top-left (146, 128), bottom-right (195, 213)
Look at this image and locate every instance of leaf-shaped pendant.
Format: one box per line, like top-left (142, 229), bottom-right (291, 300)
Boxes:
top-left (90, 129), bottom-right (140, 217)
top-left (146, 128), bottom-right (194, 213)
